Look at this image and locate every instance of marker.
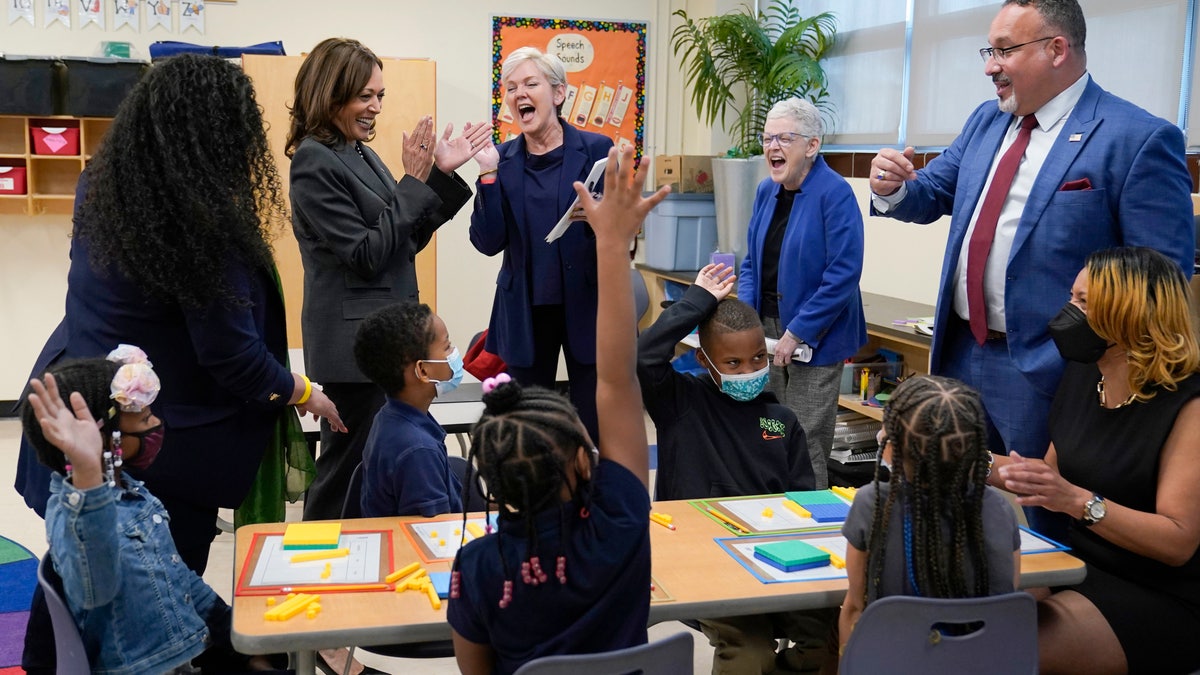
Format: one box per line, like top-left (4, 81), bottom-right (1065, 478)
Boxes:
top-left (815, 545), bottom-right (846, 569)
top-left (782, 499), bottom-right (811, 518)
top-left (706, 507), bottom-right (749, 534)
top-left (649, 513), bottom-right (676, 530)
top-left (281, 583), bottom-right (390, 593)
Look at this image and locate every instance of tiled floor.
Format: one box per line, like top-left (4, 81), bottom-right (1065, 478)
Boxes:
top-left (0, 416), bottom-right (716, 674)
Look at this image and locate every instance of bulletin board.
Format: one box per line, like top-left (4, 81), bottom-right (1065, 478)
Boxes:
top-left (491, 16), bottom-right (647, 160)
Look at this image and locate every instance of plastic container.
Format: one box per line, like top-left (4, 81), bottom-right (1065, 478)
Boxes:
top-left (0, 55), bottom-right (64, 115)
top-left (643, 193), bottom-right (717, 271)
top-left (148, 40), bottom-right (286, 60)
top-left (0, 166), bottom-right (28, 195)
top-left (61, 57), bottom-right (148, 117)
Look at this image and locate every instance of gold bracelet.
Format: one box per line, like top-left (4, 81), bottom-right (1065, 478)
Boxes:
top-left (296, 375), bottom-right (313, 405)
top-left (478, 168), bottom-right (498, 177)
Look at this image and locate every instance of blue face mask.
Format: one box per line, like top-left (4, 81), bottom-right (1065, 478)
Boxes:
top-left (700, 348), bottom-right (769, 402)
top-left (421, 347), bottom-right (464, 397)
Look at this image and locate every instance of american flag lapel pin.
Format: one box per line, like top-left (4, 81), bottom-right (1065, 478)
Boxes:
top-left (1069, 133), bottom-right (1083, 142)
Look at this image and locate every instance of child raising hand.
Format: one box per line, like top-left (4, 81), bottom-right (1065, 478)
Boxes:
top-left (447, 147), bottom-right (669, 675)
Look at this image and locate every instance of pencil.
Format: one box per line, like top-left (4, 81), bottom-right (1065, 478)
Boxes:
top-left (706, 507), bottom-right (749, 533)
top-left (649, 513), bottom-right (676, 530)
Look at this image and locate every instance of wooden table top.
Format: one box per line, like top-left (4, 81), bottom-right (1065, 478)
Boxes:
top-left (231, 500), bottom-right (1086, 655)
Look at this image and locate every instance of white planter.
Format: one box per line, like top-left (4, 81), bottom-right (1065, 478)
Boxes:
top-left (712, 156), bottom-right (769, 270)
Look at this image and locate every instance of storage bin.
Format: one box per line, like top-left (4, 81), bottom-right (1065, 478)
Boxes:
top-left (0, 166), bottom-right (28, 195)
top-left (0, 56), bottom-right (64, 115)
top-left (643, 193), bottom-right (717, 271)
top-left (31, 125), bottom-right (80, 155)
top-left (839, 360), bottom-right (905, 396)
top-left (61, 57), bottom-right (148, 117)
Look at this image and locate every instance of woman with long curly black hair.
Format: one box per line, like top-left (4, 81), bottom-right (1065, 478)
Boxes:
top-left (15, 54), bottom-right (343, 574)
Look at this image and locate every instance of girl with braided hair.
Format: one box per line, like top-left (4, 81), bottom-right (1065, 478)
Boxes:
top-left (837, 375), bottom-right (1021, 651)
top-left (447, 146), bottom-right (669, 675)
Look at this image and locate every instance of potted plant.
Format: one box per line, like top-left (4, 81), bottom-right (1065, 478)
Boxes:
top-left (671, 0), bottom-right (836, 260)
top-left (672, 0), bottom-right (837, 157)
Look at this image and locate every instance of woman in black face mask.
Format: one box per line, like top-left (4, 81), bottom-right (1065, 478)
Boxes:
top-left (994, 246), bottom-right (1200, 675)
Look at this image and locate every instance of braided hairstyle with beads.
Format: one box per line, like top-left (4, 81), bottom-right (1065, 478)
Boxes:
top-left (449, 378), bottom-right (592, 607)
top-left (864, 375), bottom-right (991, 604)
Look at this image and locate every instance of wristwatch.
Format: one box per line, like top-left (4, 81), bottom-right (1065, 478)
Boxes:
top-left (1082, 493), bottom-right (1107, 526)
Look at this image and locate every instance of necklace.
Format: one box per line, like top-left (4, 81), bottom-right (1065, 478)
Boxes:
top-left (354, 141), bottom-right (366, 161)
top-left (1096, 375), bottom-right (1136, 408)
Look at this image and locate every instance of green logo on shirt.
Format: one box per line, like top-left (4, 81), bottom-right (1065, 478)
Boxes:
top-left (760, 418), bottom-right (785, 435)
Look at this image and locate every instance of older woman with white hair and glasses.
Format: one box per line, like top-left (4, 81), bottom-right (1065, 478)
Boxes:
top-left (469, 46), bottom-right (613, 442)
top-left (737, 97), bottom-right (867, 490)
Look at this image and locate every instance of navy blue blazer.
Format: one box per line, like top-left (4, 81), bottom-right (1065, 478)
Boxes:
top-left (15, 175), bottom-right (294, 516)
top-left (470, 121), bottom-right (612, 368)
top-left (877, 77), bottom-right (1195, 398)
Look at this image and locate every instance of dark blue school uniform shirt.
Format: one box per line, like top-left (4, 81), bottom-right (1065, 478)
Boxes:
top-left (446, 459), bottom-right (650, 674)
top-left (360, 398), bottom-right (463, 517)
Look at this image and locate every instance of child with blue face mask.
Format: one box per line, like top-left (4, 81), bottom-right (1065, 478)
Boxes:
top-left (353, 301), bottom-right (465, 518)
top-left (637, 263), bottom-right (820, 673)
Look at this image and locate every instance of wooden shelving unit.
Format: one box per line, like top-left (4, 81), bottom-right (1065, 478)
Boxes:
top-left (0, 114), bottom-right (112, 216)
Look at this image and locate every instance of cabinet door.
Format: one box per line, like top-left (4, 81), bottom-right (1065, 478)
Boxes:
top-left (241, 54), bottom-right (439, 348)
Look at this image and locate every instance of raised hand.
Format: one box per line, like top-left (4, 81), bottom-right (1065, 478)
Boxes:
top-left (434, 120), bottom-right (496, 174)
top-left (573, 146), bottom-right (670, 250)
top-left (26, 373), bottom-right (105, 487)
top-left (694, 263), bottom-right (736, 300)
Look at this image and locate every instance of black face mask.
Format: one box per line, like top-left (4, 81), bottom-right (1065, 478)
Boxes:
top-left (1048, 303), bottom-right (1109, 363)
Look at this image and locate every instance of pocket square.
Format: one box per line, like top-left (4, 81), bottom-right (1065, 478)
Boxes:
top-left (1060, 177), bottom-right (1092, 191)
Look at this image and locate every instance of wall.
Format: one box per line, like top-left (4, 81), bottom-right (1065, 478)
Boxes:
top-left (0, 0), bottom-right (953, 401)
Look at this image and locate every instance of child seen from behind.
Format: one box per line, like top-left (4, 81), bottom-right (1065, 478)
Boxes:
top-left (446, 145), bottom-right (670, 675)
top-left (838, 375), bottom-right (1022, 653)
top-left (23, 347), bottom-right (280, 674)
top-left (354, 301), bottom-right (465, 517)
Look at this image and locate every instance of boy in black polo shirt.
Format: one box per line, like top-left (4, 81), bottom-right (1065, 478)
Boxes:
top-left (637, 263), bottom-right (827, 674)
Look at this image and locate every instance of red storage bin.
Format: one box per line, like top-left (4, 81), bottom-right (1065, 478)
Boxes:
top-left (0, 166), bottom-right (27, 195)
top-left (32, 125), bottom-right (80, 155)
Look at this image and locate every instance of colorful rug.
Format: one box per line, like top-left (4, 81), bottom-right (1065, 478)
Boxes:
top-left (0, 535), bottom-right (38, 673)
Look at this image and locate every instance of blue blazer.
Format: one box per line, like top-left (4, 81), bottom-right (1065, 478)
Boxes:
top-left (877, 77), bottom-right (1195, 398)
top-left (15, 175), bottom-right (295, 516)
top-left (739, 155), bottom-right (867, 366)
top-left (470, 121), bottom-right (612, 368)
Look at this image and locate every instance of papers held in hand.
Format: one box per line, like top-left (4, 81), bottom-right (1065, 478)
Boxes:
top-left (545, 157), bottom-right (608, 243)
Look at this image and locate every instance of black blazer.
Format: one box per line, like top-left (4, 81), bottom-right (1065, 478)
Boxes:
top-left (289, 137), bottom-right (472, 382)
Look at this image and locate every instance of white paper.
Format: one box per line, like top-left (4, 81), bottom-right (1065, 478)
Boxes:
top-left (731, 535), bottom-right (849, 582)
top-left (544, 157), bottom-right (607, 243)
top-left (408, 515), bottom-right (496, 559)
top-left (78, 0), bottom-right (103, 29)
top-left (114, 0), bottom-right (139, 31)
top-left (44, 0), bottom-right (69, 28)
top-left (180, 0), bottom-right (203, 34)
top-left (716, 495), bottom-right (851, 533)
top-left (9, 0), bottom-right (35, 26)
top-left (145, 0), bottom-right (171, 31)
top-left (248, 532), bottom-right (384, 587)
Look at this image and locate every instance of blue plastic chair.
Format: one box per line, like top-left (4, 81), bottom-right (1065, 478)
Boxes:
top-left (840, 592), bottom-right (1037, 675)
top-left (512, 631), bottom-right (694, 675)
top-left (37, 554), bottom-right (90, 675)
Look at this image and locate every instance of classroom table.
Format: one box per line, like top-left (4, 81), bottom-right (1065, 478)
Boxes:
top-left (231, 499), bottom-right (1087, 674)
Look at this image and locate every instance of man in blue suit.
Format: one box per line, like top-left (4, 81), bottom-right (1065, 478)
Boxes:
top-left (869, 0), bottom-right (1194, 533)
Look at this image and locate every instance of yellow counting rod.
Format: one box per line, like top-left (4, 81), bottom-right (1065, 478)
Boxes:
top-left (815, 545), bottom-right (846, 569)
top-left (466, 522), bottom-right (487, 539)
top-left (782, 500), bottom-right (812, 519)
top-left (289, 548), bottom-right (349, 564)
top-left (264, 593), bottom-right (320, 621)
top-left (385, 561), bottom-right (421, 584)
top-left (424, 582), bottom-right (442, 610)
top-left (830, 485), bottom-right (857, 502)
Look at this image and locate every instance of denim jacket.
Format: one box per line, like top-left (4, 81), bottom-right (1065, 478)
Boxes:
top-left (46, 472), bottom-right (227, 675)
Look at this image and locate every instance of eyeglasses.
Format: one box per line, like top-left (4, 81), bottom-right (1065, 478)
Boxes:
top-left (760, 132), bottom-right (809, 148)
top-left (979, 36), bottom-right (1056, 63)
